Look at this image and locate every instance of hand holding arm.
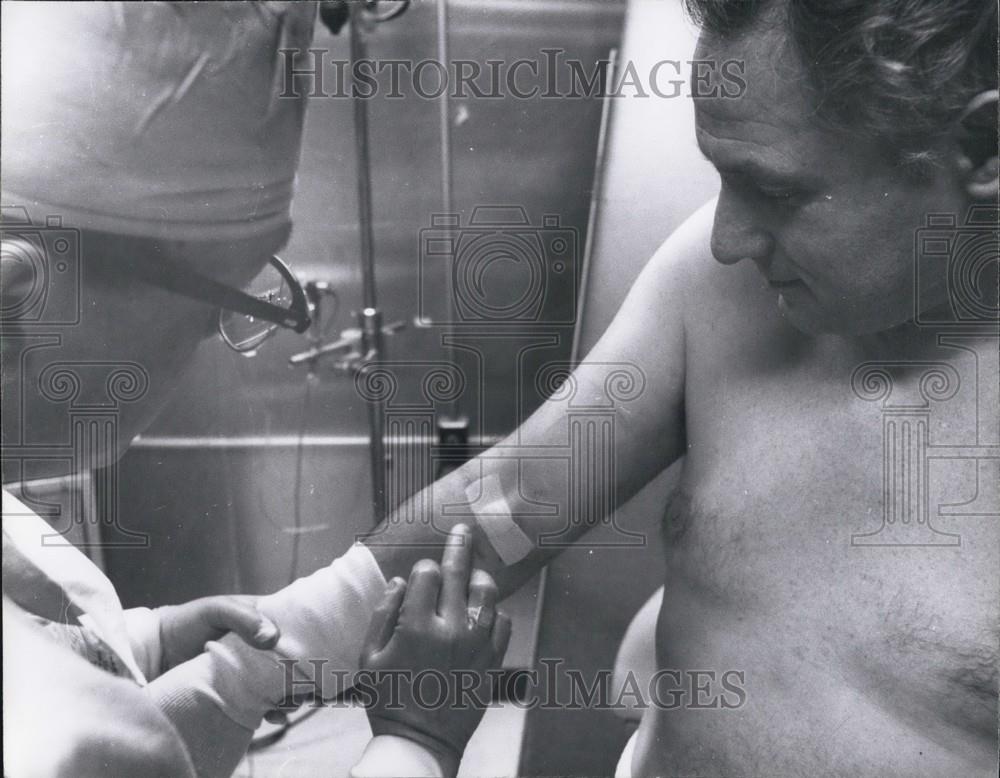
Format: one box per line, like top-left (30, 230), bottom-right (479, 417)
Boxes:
top-left (353, 524), bottom-right (512, 778)
top-left (156, 595), bottom-right (280, 674)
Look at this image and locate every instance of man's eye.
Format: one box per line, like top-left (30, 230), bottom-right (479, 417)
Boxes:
top-left (723, 174), bottom-right (800, 203)
top-left (757, 187), bottom-right (797, 201)
top-left (757, 186), bottom-right (807, 207)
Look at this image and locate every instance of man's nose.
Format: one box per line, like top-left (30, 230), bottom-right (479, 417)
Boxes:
top-left (710, 186), bottom-right (774, 266)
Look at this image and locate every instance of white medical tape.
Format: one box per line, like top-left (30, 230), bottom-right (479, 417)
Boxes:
top-left (464, 475), bottom-right (534, 565)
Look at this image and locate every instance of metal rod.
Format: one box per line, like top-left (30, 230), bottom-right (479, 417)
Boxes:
top-left (571, 47), bottom-right (618, 364)
top-left (360, 307), bottom-right (387, 521)
top-left (437, 0), bottom-right (453, 226)
top-left (436, 0), bottom-right (461, 420)
top-left (349, 8), bottom-right (386, 521)
top-left (350, 7), bottom-right (378, 312)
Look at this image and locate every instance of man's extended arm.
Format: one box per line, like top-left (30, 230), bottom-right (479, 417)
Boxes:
top-left (364, 207), bottom-right (708, 595)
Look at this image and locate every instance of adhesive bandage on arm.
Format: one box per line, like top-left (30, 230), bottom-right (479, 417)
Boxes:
top-left (464, 474), bottom-right (535, 566)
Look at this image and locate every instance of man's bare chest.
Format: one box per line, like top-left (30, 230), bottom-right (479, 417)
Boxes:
top-left (664, 332), bottom-right (999, 738)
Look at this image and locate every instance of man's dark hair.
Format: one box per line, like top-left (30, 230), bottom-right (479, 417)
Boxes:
top-left (685, 0), bottom-right (998, 167)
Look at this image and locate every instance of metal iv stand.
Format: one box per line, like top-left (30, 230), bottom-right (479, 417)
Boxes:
top-left (289, 1), bottom-right (410, 523)
top-left (431, 0), bottom-right (471, 477)
top-left (247, 3), bottom-right (413, 750)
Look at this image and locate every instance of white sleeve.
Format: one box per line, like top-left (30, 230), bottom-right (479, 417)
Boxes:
top-left (122, 606), bottom-right (163, 681)
top-left (146, 542), bottom-right (387, 730)
top-left (350, 735), bottom-right (445, 778)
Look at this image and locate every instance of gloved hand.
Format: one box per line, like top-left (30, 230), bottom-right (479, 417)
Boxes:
top-left (157, 595), bottom-right (280, 674)
top-left (359, 524), bottom-right (512, 777)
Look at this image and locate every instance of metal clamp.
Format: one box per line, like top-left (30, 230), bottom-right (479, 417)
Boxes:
top-left (288, 311), bottom-right (405, 372)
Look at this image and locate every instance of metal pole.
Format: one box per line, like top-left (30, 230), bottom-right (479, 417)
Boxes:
top-left (432, 0), bottom-right (470, 477)
top-left (436, 0), bottom-right (461, 420)
top-left (437, 0), bottom-right (453, 230)
top-left (349, 7), bottom-right (387, 521)
top-left (350, 8), bottom-right (378, 313)
top-left (360, 307), bottom-right (386, 521)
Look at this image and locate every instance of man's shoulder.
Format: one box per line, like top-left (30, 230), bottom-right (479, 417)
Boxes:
top-left (642, 198), bottom-right (766, 327)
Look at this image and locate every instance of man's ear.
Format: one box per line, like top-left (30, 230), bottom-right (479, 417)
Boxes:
top-left (955, 89), bottom-right (998, 201)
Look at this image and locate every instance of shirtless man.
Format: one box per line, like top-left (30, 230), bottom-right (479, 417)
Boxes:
top-left (365, 1), bottom-right (999, 775)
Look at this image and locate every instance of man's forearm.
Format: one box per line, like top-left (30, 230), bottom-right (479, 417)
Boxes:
top-left (361, 446), bottom-right (575, 598)
top-left (362, 400), bottom-right (673, 598)
top-left (364, 230), bottom-right (691, 594)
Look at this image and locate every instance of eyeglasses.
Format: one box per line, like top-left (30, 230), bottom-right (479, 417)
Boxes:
top-left (216, 256), bottom-right (310, 355)
top-left (116, 253), bottom-right (312, 356)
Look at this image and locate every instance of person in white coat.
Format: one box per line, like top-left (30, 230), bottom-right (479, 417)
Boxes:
top-left (1, 4), bottom-right (509, 776)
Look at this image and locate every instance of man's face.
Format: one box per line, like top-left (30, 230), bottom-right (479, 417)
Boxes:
top-left (693, 14), bottom-right (968, 336)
